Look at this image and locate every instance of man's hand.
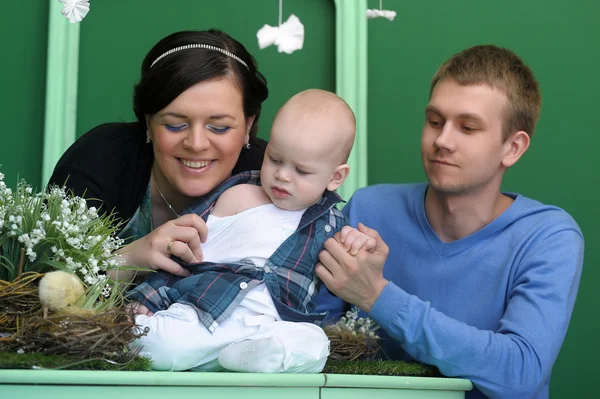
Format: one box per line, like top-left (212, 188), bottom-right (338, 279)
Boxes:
top-left (316, 223), bottom-right (389, 312)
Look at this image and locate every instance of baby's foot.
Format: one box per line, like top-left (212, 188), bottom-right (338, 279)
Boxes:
top-left (218, 336), bottom-right (285, 373)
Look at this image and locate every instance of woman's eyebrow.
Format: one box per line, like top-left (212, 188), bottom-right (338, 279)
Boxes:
top-left (208, 114), bottom-right (236, 121)
top-left (159, 111), bottom-right (187, 119)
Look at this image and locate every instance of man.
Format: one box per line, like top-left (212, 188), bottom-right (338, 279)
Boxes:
top-left (315, 45), bottom-right (584, 399)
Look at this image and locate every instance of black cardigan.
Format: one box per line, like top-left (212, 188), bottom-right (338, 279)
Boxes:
top-left (48, 122), bottom-right (266, 229)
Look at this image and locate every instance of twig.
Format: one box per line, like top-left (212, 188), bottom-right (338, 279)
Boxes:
top-left (17, 247), bottom-right (25, 278)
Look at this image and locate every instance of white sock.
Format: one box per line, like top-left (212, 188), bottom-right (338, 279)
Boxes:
top-left (218, 336), bottom-right (285, 373)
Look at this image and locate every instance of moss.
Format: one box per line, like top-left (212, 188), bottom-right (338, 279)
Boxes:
top-left (323, 359), bottom-right (439, 377)
top-left (0, 352), bottom-right (436, 377)
top-left (0, 351), bottom-right (152, 371)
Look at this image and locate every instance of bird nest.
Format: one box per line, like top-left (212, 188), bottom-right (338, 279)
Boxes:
top-left (324, 325), bottom-right (380, 361)
top-left (0, 272), bottom-right (43, 333)
top-left (0, 307), bottom-right (146, 360)
top-left (0, 274), bottom-right (146, 361)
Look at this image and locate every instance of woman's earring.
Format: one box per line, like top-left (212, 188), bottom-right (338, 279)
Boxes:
top-left (146, 130), bottom-right (151, 144)
top-left (245, 142), bottom-right (251, 150)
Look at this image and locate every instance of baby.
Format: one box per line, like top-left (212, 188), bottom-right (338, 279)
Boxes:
top-left (128, 89), bottom-right (374, 373)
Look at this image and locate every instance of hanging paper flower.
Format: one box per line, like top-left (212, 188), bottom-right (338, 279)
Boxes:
top-left (366, 9), bottom-right (397, 21)
top-left (59, 0), bottom-right (90, 24)
top-left (257, 14), bottom-right (305, 55)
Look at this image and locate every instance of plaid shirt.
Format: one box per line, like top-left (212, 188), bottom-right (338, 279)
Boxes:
top-left (127, 171), bottom-right (347, 332)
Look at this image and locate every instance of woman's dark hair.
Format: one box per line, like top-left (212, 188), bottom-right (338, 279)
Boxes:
top-left (133, 29), bottom-right (269, 138)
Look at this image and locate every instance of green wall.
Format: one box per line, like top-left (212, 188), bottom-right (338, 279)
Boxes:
top-left (1, 1), bottom-right (598, 397)
top-left (366, 0), bottom-right (599, 397)
top-left (76, 0), bottom-right (335, 143)
top-left (1, 2), bottom-right (48, 189)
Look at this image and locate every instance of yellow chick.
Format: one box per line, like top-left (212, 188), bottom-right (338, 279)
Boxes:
top-left (38, 270), bottom-right (85, 318)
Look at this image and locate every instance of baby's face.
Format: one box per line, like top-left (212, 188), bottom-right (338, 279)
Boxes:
top-left (260, 125), bottom-right (341, 211)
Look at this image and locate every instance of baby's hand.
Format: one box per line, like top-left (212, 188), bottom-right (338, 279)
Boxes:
top-left (338, 225), bottom-right (377, 255)
top-left (127, 300), bottom-right (154, 317)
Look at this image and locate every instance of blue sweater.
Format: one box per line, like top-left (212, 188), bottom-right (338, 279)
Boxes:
top-left (316, 183), bottom-right (584, 399)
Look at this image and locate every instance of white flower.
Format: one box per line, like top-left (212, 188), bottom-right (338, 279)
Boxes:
top-left (25, 247), bottom-right (37, 262)
top-left (332, 306), bottom-right (380, 339)
top-left (18, 233), bottom-right (30, 243)
top-left (102, 284), bottom-right (112, 298)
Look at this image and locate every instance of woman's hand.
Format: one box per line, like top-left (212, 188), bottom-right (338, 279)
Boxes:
top-left (116, 214), bottom-right (208, 279)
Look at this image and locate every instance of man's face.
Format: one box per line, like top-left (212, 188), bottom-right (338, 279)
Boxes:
top-left (421, 79), bottom-right (511, 196)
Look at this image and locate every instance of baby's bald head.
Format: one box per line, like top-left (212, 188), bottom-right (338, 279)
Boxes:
top-left (271, 89), bottom-right (356, 165)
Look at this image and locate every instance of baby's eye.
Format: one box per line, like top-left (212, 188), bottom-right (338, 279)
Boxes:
top-left (165, 124), bottom-right (188, 132)
top-left (296, 168), bottom-right (310, 175)
top-left (269, 156), bottom-right (281, 164)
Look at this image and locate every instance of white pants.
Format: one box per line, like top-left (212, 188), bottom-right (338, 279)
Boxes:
top-left (134, 285), bottom-right (330, 373)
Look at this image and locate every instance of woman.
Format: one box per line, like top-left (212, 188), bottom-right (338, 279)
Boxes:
top-left (49, 29), bottom-right (269, 279)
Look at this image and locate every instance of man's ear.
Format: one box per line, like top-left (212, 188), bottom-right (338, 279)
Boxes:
top-left (501, 130), bottom-right (530, 168)
top-left (327, 164), bottom-right (350, 191)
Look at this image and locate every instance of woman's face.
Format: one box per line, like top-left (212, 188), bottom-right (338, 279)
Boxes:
top-left (148, 76), bottom-right (253, 202)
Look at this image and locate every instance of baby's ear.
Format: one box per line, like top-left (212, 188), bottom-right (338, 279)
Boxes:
top-left (327, 164), bottom-right (350, 191)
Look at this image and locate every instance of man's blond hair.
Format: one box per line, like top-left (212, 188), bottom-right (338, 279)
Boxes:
top-left (431, 45), bottom-right (541, 140)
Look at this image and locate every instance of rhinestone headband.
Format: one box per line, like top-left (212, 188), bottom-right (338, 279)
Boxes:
top-left (150, 44), bottom-right (249, 69)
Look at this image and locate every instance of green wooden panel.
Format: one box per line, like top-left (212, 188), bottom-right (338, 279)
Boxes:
top-left (76, 0), bottom-right (335, 142)
top-left (366, 0), bottom-right (599, 397)
top-left (323, 374), bottom-right (472, 391)
top-left (334, 0), bottom-right (368, 201)
top-left (0, 369), bottom-right (326, 386)
top-left (0, 370), bottom-right (471, 398)
top-left (1, 2), bottom-right (49, 189)
top-left (41, 0), bottom-right (80, 185)
top-left (322, 388), bottom-right (466, 399)
top-left (1, 386), bottom-right (320, 399)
